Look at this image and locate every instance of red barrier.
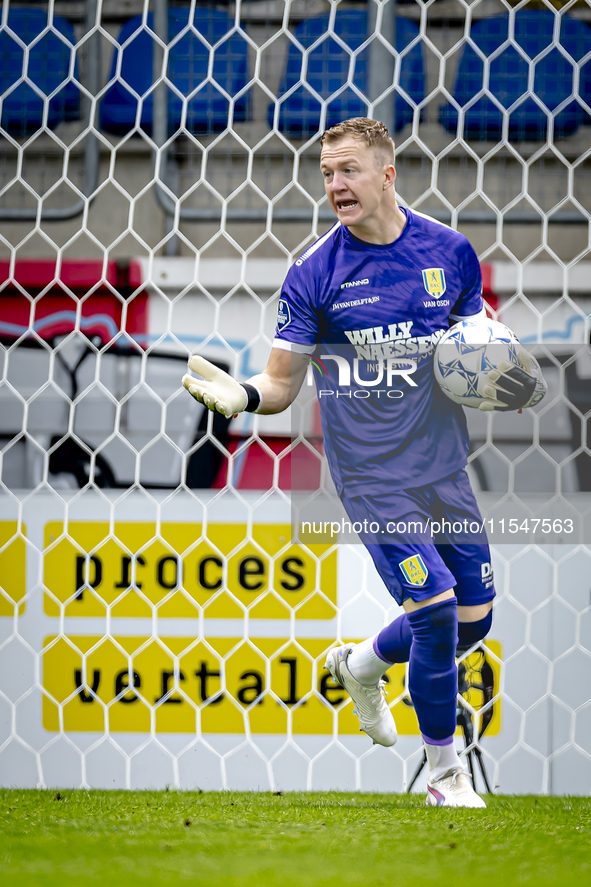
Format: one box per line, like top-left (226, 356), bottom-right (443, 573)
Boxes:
top-left (0, 259), bottom-right (147, 345)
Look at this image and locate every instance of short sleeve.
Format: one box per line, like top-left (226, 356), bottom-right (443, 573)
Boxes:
top-left (272, 262), bottom-right (320, 354)
top-left (449, 240), bottom-right (484, 321)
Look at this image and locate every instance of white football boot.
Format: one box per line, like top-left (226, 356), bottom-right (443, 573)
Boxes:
top-left (426, 768), bottom-right (487, 808)
top-left (324, 643), bottom-right (398, 747)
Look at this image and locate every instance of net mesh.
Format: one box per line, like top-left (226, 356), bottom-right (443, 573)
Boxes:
top-left (0, 0), bottom-right (590, 794)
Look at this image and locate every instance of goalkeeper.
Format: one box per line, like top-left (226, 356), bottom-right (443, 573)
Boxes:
top-left (183, 118), bottom-right (546, 807)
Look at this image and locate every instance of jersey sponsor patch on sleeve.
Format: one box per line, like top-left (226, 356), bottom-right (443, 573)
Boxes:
top-left (277, 298), bottom-right (292, 331)
top-left (399, 553), bottom-right (429, 586)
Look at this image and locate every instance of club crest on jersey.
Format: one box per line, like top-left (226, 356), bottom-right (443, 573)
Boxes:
top-left (422, 268), bottom-right (446, 299)
top-left (399, 554), bottom-right (428, 586)
top-left (277, 299), bottom-right (292, 331)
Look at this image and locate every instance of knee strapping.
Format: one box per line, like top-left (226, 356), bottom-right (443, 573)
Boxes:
top-left (457, 610), bottom-right (492, 654)
top-left (408, 598), bottom-right (459, 662)
top-left (407, 598), bottom-right (458, 742)
top-left (375, 613), bottom-right (413, 664)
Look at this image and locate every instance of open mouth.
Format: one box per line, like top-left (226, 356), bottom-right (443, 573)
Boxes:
top-left (336, 199), bottom-right (358, 212)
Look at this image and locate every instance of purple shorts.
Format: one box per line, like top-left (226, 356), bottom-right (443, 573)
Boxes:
top-left (341, 469), bottom-right (496, 606)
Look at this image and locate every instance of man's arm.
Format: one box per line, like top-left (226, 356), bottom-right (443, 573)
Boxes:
top-left (245, 347), bottom-right (309, 414)
top-left (182, 348), bottom-right (309, 418)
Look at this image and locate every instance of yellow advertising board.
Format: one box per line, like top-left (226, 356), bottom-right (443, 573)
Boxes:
top-left (42, 634), bottom-right (501, 737)
top-left (43, 522), bottom-right (337, 619)
top-left (0, 521), bottom-right (27, 617)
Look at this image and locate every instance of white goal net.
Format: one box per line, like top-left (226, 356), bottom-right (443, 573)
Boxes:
top-left (0, 0), bottom-right (590, 795)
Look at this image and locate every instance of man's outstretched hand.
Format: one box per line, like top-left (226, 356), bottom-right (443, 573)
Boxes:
top-left (182, 355), bottom-right (247, 419)
top-left (479, 347), bottom-right (547, 412)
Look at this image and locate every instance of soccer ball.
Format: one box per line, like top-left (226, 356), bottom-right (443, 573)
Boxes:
top-left (433, 319), bottom-right (521, 408)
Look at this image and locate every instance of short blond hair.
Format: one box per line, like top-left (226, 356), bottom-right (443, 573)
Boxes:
top-left (320, 118), bottom-right (395, 164)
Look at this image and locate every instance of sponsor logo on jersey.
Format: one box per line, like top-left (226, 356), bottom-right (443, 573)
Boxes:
top-left (277, 299), bottom-right (292, 331)
top-left (340, 277), bottom-right (369, 290)
top-left (399, 553), bottom-right (428, 586)
top-left (342, 321), bottom-right (446, 363)
top-left (332, 295), bottom-right (380, 311)
top-left (481, 562), bottom-right (494, 588)
top-left (422, 268), bottom-right (446, 299)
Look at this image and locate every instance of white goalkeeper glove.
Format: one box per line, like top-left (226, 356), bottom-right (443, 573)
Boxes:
top-left (479, 346), bottom-right (547, 412)
top-left (182, 355), bottom-right (250, 419)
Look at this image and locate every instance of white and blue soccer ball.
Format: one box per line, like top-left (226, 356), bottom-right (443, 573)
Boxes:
top-left (433, 318), bottom-right (521, 408)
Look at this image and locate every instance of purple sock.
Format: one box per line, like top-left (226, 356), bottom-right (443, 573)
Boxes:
top-left (375, 613), bottom-right (413, 664)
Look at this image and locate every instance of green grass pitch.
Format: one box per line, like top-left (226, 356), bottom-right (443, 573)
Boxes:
top-left (1, 790), bottom-right (589, 886)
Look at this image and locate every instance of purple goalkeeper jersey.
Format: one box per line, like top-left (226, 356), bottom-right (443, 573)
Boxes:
top-left (273, 208), bottom-right (484, 497)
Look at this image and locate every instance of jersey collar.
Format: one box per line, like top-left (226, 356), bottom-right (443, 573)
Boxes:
top-left (342, 206), bottom-right (412, 252)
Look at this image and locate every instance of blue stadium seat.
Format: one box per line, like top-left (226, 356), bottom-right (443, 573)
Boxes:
top-left (269, 11), bottom-right (425, 135)
top-left (0, 8), bottom-right (80, 134)
top-left (100, 10), bottom-right (249, 135)
top-left (439, 11), bottom-right (591, 141)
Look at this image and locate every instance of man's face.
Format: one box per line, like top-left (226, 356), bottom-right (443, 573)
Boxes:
top-left (320, 136), bottom-right (394, 228)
